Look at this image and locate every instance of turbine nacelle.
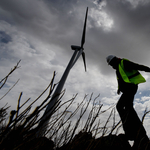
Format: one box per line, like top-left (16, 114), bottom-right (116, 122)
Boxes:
top-left (71, 45), bottom-right (84, 51)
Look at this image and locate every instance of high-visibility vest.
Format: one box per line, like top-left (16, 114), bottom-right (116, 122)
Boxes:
top-left (118, 59), bottom-right (146, 84)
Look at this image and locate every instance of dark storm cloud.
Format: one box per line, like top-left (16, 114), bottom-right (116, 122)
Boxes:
top-left (85, 0), bottom-right (150, 74)
top-left (0, 0), bottom-right (90, 60)
top-left (0, 31), bottom-right (12, 43)
top-left (0, 0), bottom-right (150, 83)
top-left (105, 0), bottom-right (150, 54)
top-left (1, 0), bottom-right (150, 73)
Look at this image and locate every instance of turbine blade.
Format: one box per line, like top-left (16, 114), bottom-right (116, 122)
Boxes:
top-left (81, 7), bottom-right (88, 49)
top-left (82, 52), bottom-right (87, 72)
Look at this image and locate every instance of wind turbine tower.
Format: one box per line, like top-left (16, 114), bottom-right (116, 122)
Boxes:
top-left (37, 7), bottom-right (88, 136)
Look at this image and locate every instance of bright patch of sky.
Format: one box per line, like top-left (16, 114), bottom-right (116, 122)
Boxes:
top-left (89, 0), bottom-right (114, 30)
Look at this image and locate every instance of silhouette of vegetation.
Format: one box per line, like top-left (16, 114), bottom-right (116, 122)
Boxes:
top-left (0, 61), bottom-right (150, 150)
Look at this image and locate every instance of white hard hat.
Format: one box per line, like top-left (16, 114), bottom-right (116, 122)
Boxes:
top-left (106, 55), bottom-right (116, 65)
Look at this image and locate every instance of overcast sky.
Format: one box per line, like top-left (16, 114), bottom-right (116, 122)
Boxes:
top-left (1, 0), bottom-right (150, 136)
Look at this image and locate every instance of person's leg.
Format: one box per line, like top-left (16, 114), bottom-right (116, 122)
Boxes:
top-left (116, 84), bottom-right (148, 143)
top-left (116, 93), bottom-right (136, 140)
top-left (116, 84), bottom-right (136, 127)
top-left (131, 109), bottom-right (149, 149)
top-left (116, 84), bottom-right (137, 117)
top-left (124, 107), bottom-right (148, 141)
top-left (116, 94), bottom-right (127, 121)
top-left (116, 84), bottom-right (137, 140)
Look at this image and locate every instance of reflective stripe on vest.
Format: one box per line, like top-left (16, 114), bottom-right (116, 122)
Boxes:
top-left (118, 59), bottom-right (146, 84)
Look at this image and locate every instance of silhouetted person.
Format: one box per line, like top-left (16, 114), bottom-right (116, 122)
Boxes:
top-left (106, 55), bottom-right (150, 148)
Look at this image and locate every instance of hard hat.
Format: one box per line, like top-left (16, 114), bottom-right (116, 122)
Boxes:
top-left (106, 55), bottom-right (116, 65)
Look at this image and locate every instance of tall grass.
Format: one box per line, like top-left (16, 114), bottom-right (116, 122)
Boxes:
top-left (0, 61), bottom-right (149, 149)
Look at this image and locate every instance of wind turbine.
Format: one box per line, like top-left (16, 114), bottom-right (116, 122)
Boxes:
top-left (37, 7), bottom-right (88, 136)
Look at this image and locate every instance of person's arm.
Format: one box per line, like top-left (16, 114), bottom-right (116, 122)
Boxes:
top-left (116, 70), bottom-right (123, 95)
top-left (123, 60), bottom-right (150, 72)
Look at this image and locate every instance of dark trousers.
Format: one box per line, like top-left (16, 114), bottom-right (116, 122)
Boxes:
top-left (116, 84), bottom-right (148, 141)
